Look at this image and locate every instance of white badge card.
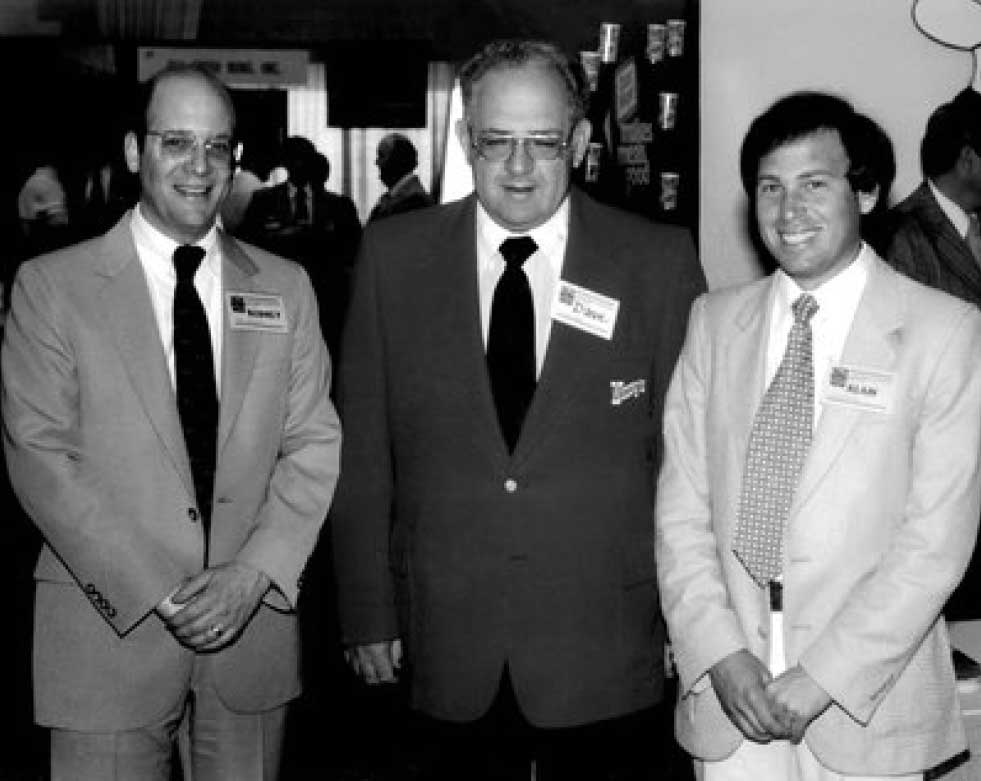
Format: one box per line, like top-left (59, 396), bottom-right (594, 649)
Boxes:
top-left (226, 292), bottom-right (289, 333)
top-left (550, 280), bottom-right (619, 340)
top-left (821, 364), bottom-right (895, 414)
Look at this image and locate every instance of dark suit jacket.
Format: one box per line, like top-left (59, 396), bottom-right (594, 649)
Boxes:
top-left (331, 188), bottom-right (705, 727)
top-left (884, 181), bottom-right (981, 620)
top-left (368, 174), bottom-right (434, 222)
top-left (238, 181), bottom-right (362, 357)
top-left (885, 182), bottom-right (981, 305)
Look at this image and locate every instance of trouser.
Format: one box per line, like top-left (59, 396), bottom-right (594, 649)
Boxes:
top-left (49, 653), bottom-right (287, 781)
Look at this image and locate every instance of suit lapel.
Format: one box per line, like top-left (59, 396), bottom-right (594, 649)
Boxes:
top-left (217, 232), bottom-right (261, 456)
top-left (727, 280), bottom-right (776, 461)
top-left (95, 215), bottom-right (194, 494)
top-left (792, 259), bottom-right (903, 513)
top-left (513, 194), bottom-right (626, 463)
top-left (917, 185), bottom-right (981, 299)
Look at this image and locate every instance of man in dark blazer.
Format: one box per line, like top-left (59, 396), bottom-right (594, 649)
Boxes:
top-left (2, 65), bottom-right (340, 780)
top-left (368, 133), bottom-right (434, 222)
top-left (884, 89), bottom-right (981, 620)
top-left (331, 39), bottom-right (705, 780)
top-left (239, 137), bottom-right (361, 358)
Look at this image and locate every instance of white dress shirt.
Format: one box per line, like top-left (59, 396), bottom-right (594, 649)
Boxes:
top-left (766, 243), bottom-right (873, 427)
top-left (130, 205), bottom-right (224, 393)
top-left (476, 197), bottom-right (570, 378)
top-left (929, 178), bottom-right (971, 240)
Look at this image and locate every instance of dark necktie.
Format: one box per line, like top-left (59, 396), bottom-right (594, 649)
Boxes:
top-left (487, 236), bottom-right (538, 452)
top-left (968, 215), bottom-right (981, 265)
top-left (733, 293), bottom-right (819, 587)
top-left (173, 244), bottom-right (219, 551)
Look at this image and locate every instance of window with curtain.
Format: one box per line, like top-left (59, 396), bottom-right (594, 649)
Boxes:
top-left (286, 61), bottom-right (455, 223)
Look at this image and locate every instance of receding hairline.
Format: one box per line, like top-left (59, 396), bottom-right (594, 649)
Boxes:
top-left (146, 67), bottom-right (236, 131)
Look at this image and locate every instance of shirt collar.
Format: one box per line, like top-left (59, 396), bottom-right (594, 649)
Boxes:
top-left (774, 241), bottom-right (873, 318)
top-left (476, 195), bottom-right (570, 276)
top-left (388, 172), bottom-right (417, 197)
top-left (131, 203), bottom-right (220, 278)
top-left (929, 178), bottom-right (972, 239)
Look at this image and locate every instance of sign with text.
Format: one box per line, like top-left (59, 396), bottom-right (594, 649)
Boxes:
top-left (138, 48), bottom-right (309, 86)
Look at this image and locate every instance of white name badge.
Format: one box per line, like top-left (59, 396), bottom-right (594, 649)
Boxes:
top-left (226, 292), bottom-right (288, 333)
top-left (821, 364), bottom-right (895, 413)
top-left (550, 280), bottom-right (619, 340)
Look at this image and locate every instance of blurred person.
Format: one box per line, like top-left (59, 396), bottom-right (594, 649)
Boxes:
top-left (331, 38), bottom-right (705, 781)
top-left (368, 132), bottom-right (434, 222)
top-left (2, 64), bottom-right (341, 781)
top-left (240, 137), bottom-right (361, 357)
top-left (656, 91), bottom-right (981, 781)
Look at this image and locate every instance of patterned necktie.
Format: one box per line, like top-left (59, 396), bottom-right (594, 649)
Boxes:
top-left (487, 236), bottom-right (538, 453)
top-left (733, 293), bottom-right (819, 587)
top-left (967, 215), bottom-right (981, 265)
top-left (173, 244), bottom-right (219, 556)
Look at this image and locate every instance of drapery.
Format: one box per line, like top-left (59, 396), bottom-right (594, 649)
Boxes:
top-left (95, 0), bottom-right (202, 39)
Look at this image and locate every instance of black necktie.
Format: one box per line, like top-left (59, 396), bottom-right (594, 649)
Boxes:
top-left (173, 245), bottom-right (218, 551)
top-left (294, 186), bottom-right (309, 224)
top-left (487, 236), bottom-right (538, 452)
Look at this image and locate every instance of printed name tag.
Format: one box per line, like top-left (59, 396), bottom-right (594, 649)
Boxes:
top-left (821, 364), bottom-right (895, 413)
top-left (550, 280), bottom-right (619, 340)
top-left (226, 292), bottom-right (288, 333)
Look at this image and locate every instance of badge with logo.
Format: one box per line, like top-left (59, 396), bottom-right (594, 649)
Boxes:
top-left (821, 364), bottom-right (895, 413)
top-left (610, 379), bottom-right (646, 406)
top-left (226, 292), bottom-right (288, 333)
top-left (550, 280), bottom-right (619, 340)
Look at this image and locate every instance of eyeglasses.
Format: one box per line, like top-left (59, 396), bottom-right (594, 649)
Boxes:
top-left (469, 129), bottom-right (572, 162)
top-left (146, 131), bottom-right (235, 165)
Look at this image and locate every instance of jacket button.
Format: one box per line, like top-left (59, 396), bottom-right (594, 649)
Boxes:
top-left (187, 508), bottom-right (199, 522)
top-left (504, 478), bottom-right (518, 493)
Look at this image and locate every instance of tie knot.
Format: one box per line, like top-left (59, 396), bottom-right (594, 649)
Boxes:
top-left (499, 236), bottom-right (538, 268)
top-left (173, 245), bottom-right (206, 283)
top-left (791, 293), bottom-right (818, 325)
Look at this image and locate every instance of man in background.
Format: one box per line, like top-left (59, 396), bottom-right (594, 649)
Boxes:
top-left (368, 132), bottom-right (434, 222)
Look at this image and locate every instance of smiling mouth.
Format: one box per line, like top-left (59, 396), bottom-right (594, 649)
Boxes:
top-left (778, 228), bottom-right (819, 246)
top-left (175, 184), bottom-right (212, 199)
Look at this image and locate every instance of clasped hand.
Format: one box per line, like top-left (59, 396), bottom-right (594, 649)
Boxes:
top-left (155, 561), bottom-right (271, 652)
top-left (710, 650), bottom-right (832, 744)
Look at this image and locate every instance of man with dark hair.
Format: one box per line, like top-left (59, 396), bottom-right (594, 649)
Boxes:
top-left (2, 64), bottom-right (341, 780)
top-left (332, 37), bottom-right (704, 780)
top-left (884, 89), bottom-right (981, 305)
top-left (657, 90), bottom-right (981, 780)
top-left (240, 136), bottom-right (361, 358)
top-left (368, 132), bottom-right (434, 222)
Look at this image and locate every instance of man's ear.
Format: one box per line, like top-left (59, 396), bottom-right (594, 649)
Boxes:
top-left (857, 185), bottom-right (880, 216)
top-left (570, 118), bottom-right (592, 168)
top-left (124, 132), bottom-right (141, 175)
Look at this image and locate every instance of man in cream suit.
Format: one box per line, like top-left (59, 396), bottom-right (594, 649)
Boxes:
top-left (2, 65), bottom-right (340, 780)
top-left (656, 91), bottom-right (981, 780)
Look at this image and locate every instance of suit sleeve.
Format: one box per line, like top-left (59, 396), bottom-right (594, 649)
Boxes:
top-left (800, 303), bottom-right (981, 724)
top-left (2, 260), bottom-right (187, 633)
top-left (330, 230), bottom-right (400, 645)
top-left (655, 294), bottom-right (751, 694)
top-left (233, 264), bottom-right (342, 609)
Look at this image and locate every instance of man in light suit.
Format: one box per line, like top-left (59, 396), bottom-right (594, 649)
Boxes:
top-left (656, 91), bottom-right (981, 780)
top-left (2, 65), bottom-right (341, 780)
top-left (331, 39), bottom-right (705, 780)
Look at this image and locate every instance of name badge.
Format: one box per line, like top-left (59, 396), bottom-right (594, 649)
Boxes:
top-left (821, 364), bottom-right (895, 413)
top-left (226, 292), bottom-right (288, 333)
top-left (550, 280), bottom-right (619, 340)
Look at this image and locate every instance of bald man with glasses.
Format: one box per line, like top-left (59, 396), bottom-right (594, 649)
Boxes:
top-left (2, 64), bottom-right (340, 780)
top-left (331, 38), bottom-right (705, 780)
